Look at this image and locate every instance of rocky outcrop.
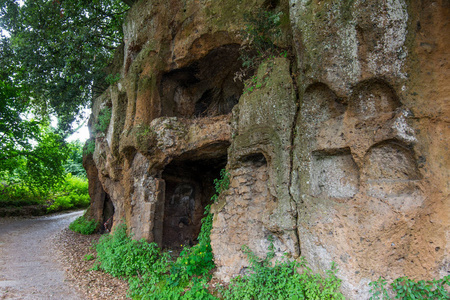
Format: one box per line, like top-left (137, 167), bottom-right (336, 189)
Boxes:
top-left (84, 0), bottom-right (449, 298)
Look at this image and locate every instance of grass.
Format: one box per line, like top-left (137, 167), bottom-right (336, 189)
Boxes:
top-left (0, 173), bottom-right (90, 216)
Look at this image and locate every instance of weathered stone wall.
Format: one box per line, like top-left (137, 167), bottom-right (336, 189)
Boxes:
top-left (288, 0), bottom-right (449, 297)
top-left (211, 57), bottom-right (300, 279)
top-left (84, 0), bottom-right (449, 298)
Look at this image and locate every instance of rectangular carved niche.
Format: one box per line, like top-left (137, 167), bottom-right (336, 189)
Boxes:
top-left (160, 156), bottom-right (226, 250)
top-left (311, 149), bottom-right (359, 198)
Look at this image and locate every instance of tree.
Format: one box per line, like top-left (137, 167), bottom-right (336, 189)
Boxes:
top-left (0, 0), bottom-right (129, 132)
top-left (64, 140), bottom-right (87, 178)
top-left (0, 0), bottom-right (129, 191)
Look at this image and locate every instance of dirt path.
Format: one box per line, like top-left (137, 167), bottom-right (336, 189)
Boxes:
top-left (0, 211), bottom-right (84, 299)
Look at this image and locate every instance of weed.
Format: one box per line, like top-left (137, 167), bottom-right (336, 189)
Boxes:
top-left (69, 215), bottom-right (98, 235)
top-left (95, 107), bottom-right (112, 133)
top-left (83, 254), bottom-right (95, 261)
top-left (241, 8), bottom-right (283, 58)
top-left (134, 123), bottom-right (156, 151)
top-left (370, 275), bottom-right (450, 300)
top-left (222, 239), bottom-right (345, 300)
top-left (93, 170), bottom-right (233, 299)
top-left (237, 7), bottom-right (285, 78)
top-left (211, 169), bottom-right (230, 203)
top-left (370, 277), bottom-right (390, 300)
top-left (96, 223), bottom-right (169, 278)
top-left (83, 139), bottom-right (95, 156)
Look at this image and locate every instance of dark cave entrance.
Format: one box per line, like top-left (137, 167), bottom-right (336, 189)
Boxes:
top-left (102, 193), bottom-right (115, 233)
top-left (160, 145), bottom-right (228, 250)
top-left (159, 44), bottom-right (246, 118)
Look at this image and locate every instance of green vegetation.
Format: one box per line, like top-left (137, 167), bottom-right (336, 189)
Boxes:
top-left (0, 0), bottom-right (129, 132)
top-left (223, 240), bottom-right (344, 300)
top-left (95, 107), bottom-right (112, 133)
top-left (1, 0), bottom-right (126, 214)
top-left (83, 253), bottom-right (95, 261)
top-left (83, 139), bottom-right (96, 156)
top-left (69, 216), bottom-right (99, 235)
top-left (134, 123), bottom-right (156, 151)
top-left (92, 170), bottom-right (346, 299)
top-left (369, 275), bottom-right (450, 300)
top-left (64, 140), bottom-right (87, 177)
top-left (211, 169), bottom-right (230, 203)
top-left (94, 169), bottom-right (230, 299)
top-left (47, 174), bottom-right (90, 212)
top-left (0, 121), bottom-right (69, 192)
top-left (0, 137), bottom-right (90, 215)
top-left (105, 73), bottom-right (122, 85)
top-left (239, 8), bottom-right (284, 71)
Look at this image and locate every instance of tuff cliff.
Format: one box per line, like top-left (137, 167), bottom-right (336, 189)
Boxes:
top-left (83, 0), bottom-right (450, 298)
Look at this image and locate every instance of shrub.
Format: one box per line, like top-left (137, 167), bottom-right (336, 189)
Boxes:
top-left (96, 223), bottom-right (171, 278)
top-left (222, 239), bottom-right (345, 300)
top-left (69, 216), bottom-right (98, 235)
top-left (1, 173), bottom-right (90, 214)
top-left (47, 174), bottom-right (90, 212)
top-left (369, 275), bottom-right (450, 300)
top-left (0, 183), bottom-right (45, 207)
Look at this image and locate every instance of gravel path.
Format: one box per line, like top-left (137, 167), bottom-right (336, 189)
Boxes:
top-left (0, 211), bottom-right (83, 299)
top-left (0, 211), bottom-right (128, 300)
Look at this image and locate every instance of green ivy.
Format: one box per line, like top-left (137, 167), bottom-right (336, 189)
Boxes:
top-left (211, 169), bottom-right (230, 203)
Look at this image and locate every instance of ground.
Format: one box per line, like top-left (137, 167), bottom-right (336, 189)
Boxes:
top-left (0, 211), bottom-right (128, 300)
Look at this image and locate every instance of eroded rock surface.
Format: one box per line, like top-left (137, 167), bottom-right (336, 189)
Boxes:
top-left (84, 0), bottom-right (449, 298)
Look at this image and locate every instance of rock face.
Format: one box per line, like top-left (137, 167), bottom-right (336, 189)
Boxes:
top-left (84, 0), bottom-right (449, 298)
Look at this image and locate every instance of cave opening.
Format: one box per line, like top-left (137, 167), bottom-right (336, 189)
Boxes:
top-left (159, 44), bottom-right (245, 118)
top-left (160, 148), bottom-right (228, 250)
top-left (102, 193), bottom-right (115, 233)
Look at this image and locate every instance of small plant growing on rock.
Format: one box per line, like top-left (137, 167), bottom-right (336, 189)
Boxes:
top-left (95, 107), bottom-right (112, 133)
top-left (83, 139), bottom-right (95, 156)
top-left (237, 8), bottom-right (285, 74)
top-left (211, 169), bottom-right (230, 203)
top-left (134, 123), bottom-right (156, 152)
top-left (242, 8), bottom-right (282, 56)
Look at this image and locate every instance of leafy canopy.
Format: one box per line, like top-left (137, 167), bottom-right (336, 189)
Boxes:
top-left (0, 0), bottom-right (129, 190)
top-left (0, 0), bottom-right (129, 131)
